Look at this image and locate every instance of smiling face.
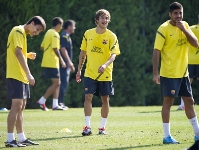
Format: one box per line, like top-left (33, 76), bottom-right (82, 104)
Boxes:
top-left (96, 15), bottom-right (110, 29)
top-left (29, 21), bottom-right (43, 37)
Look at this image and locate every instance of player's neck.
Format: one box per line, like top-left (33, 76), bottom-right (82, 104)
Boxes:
top-left (65, 29), bottom-right (71, 35)
top-left (169, 20), bottom-right (176, 26)
top-left (96, 26), bottom-right (107, 34)
top-left (24, 24), bottom-right (29, 34)
top-left (52, 27), bottom-right (59, 32)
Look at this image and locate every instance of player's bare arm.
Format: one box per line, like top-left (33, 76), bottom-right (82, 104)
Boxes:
top-left (60, 47), bottom-right (75, 72)
top-left (15, 47), bottom-right (35, 86)
top-left (53, 48), bottom-right (66, 68)
top-left (176, 21), bottom-right (199, 48)
top-left (76, 50), bottom-right (86, 83)
top-left (152, 49), bottom-right (160, 84)
top-left (27, 52), bottom-right (36, 60)
top-left (98, 53), bottom-right (116, 73)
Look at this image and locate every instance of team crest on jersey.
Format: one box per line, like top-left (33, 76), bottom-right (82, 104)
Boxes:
top-left (102, 39), bottom-right (107, 44)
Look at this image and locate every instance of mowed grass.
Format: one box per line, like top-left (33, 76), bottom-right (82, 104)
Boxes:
top-left (0, 106), bottom-right (198, 150)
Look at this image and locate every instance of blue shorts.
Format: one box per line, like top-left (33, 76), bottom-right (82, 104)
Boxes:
top-left (160, 76), bottom-right (192, 97)
top-left (188, 64), bottom-right (199, 79)
top-left (42, 68), bottom-right (60, 79)
top-left (84, 77), bottom-right (114, 96)
top-left (6, 78), bottom-right (30, 100)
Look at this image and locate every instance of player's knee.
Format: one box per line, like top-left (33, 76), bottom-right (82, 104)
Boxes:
top-left (85, 94), bottom-right (93, 101)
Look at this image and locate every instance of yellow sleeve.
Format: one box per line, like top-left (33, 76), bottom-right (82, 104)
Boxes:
top-left (52, 33), bottom-right (60, 50)
top-left (80, 31), bottom-right (87, 51)
top-left (13, 29), bottom-right (25, 49)
top-left (110, 34), bottom-right (120, 55)
top-left (154, 25), bottom-right (166, 51)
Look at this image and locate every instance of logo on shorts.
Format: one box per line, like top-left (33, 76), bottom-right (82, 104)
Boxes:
top-left (85, 88), bottom-right (88, 91)
top-left (171, 90), bottom-right (175, 95)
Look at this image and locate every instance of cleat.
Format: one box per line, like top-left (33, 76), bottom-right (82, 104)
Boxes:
top-left (59, 103), bottom-right (68, 110)
top-left (19, 139), bottom-right (39, 146)
top-left (177, 105), bottom-right (185, 110)
top-left (163, 135), bottom-right (180, 144)
top-left (194, 136), bottom-right (199, 141)
top-left (5, 140), bottom-right (26, 147)
top-left (187, 140), bottom-right (199, 150)
top-left (82, 126), bottom-right (92, 136)
top-left (36, 101), bottom-right (49, 111)
top-left (99, 127), bottom-right (107, 135)
top-left (52, 105), bottom-right (66, 110)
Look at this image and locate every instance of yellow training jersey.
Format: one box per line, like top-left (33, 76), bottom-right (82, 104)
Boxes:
top-left (80, 28), bottom-right (120, 81)
top-left (188, 25), bottom-right (199, 64)
top-left (41, 29), bottom-right (60, 68)
top-left (154, 20), bottom-right (194, 78)
top-left (6, 25), bottom-right (28, 83)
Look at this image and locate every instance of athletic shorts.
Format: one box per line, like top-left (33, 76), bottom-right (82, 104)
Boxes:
top-left (42, 67), bottom-right (60, 79)
top-left (84, 77), bottom-right (114, 96)
top-left (160, 76), bottom-right (192, 97)
top-left (6, 78), bottom-right (30, 100)
top-left (188, 64), bottom-right (199, 79)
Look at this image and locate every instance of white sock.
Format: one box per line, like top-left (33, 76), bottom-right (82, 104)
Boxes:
top-left (181, 98), bottom-right (184, 107)
top-left (189, 116), bottom-right (199, 136)
top-left (163, 123), bottom-right (171, 138)
top-left (85, 116), bottom-right (91, 127)
top-left (53, 99), bottom-right (59, 108)
top-left (100, 118), bottom-right (107, 128)
top-left (39, 96), bottom-right (46, 104)
top-left (17, 132), bottom-right (26, 142)
top-left (7, 133), bottom-right (15, 142)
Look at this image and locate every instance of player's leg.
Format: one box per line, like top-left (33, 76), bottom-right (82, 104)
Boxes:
top-left (180, 77), bottom-right (199, 141)
top-left (37, 68), bottom-right (59, 111)
top-left (52, 78), bottom-right (64, 110)
top-left (58, 67), bottom-right (70, 109)
top-left (160, 77), bottom-right (180, 144)
top-left (98, 81), bottom-right (114, 134)
top-left (82, 77), bottom-right (97, 136)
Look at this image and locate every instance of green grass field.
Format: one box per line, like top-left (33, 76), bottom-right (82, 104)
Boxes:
top-left (0, 106), bottom-right (197, 150)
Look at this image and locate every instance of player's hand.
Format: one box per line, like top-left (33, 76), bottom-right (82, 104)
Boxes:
top-left (61, 61), bottom-right (66, 68)
top-left (153, 74), bottom-right (160, 84)
top-left (176, 21), bottom-right (185, 31)
top-left (76, 71), bottom-right (81, 83)
top-left (27, 52), bottom-right (36, 60)
top-left (68, 61), bottom-right (75, 73)
top-left (98, 64), bottom-right (106, 73)
top-left (27, 73), bottom-right (35, 86)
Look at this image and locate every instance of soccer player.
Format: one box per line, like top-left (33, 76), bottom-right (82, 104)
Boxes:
top-left (76, 9), bottom-right (120, 136)
top-left (177, 16), bottom-right (199, 110)
top-left (37, 17), bottom-right (66, 111)
top-left (153, 2), bottom-right (199, 144)
top-left (58, 20), bottom-right (76, 109)
top-left (5, 16), bottom-right (46, 147)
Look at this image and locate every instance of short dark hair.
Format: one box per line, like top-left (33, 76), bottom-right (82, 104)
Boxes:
top-left (63, 19), bottom-right (75, 29)
top-left (52, 17), bottom-right (63, 27)
top-left (26, 16), bottom-right (46, 30)
top-left (94, 9), bottom-right (111, 25)
top-left (169, 2), bottom-right (183, 13)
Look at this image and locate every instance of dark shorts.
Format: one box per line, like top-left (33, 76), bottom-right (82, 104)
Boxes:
top-left (6, 78), bottom-right (30, 100)
top-left (160, 76), bottom-right (192, 97)
top-left (188, 64), bottom-right (199, 79)
top-left (42, 68), bottom-right (60, 79)
top-left (84, 77), bottom-right (114, 96)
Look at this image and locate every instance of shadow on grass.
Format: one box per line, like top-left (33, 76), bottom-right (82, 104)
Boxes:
top-left (32, 135), bottom-right (83, 141)
top-left (104, 144), bottom-right (162, 150)
top-left (139, 110), bottom-right (177, 113)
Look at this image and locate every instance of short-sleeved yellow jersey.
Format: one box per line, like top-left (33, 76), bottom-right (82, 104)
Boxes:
top-left (6, 25), bottom-right (28, 83)
top-left (154, 20), bottom-right (194, 78)
top-left (188, 25), bottom-right (199, 64)
top-left (80, 28), bottom-right (120, 81)
top-left (41, 29), bottom-right (60, 68)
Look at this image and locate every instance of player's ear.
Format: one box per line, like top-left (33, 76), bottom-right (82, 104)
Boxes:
top-left (169, 12), bottom-right (171, 18)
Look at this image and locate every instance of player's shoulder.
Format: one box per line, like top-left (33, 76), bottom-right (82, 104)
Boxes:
top-left (12, 25), bottom-right (25, 36)
top-left (158, 21), bottom-right (170, 29)
top-left (84, 28), bottom-right (95, 34)
top-left (106, 29), bottom-right (117, 37)
top-left (190, 24), bottom-right (199, 30)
